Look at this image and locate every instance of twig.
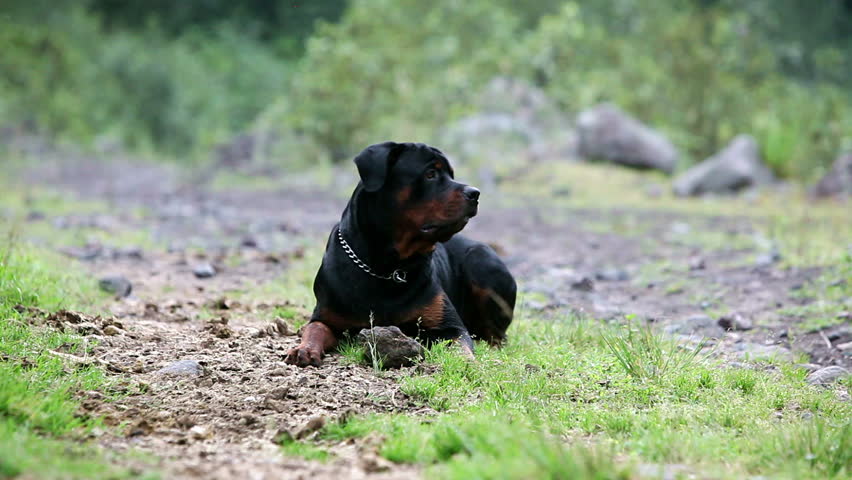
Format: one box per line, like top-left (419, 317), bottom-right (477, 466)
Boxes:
top-left (819, 330), bottom-right (833, 350)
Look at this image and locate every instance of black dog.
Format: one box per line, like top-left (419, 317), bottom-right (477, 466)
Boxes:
top-left (285, 142), bottom-right (516, 367)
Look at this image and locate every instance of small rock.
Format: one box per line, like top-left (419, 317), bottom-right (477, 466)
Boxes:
top-left (176, 415), bottom-right (196, 429)
top-left (263, 318), bottom-right (293, 337)
top-left (76, 322), bottom-right (103, 336)
top-left (357, 326), bottom-right (424, 369)
top-left (806, 366), bottom-right (850, 386)
top-left (189, 425), bottom-right (212, 440)
top-left (718, 313), bottom-right (753, 331)
top-left (240, 235), bottom-right (259, 248)
top-left (595, 268), bottom-right (629, 282)
top-left (552, 186), bottom-right (572, 197)
top-left (836, 341), bottom-right (852, 352)
top-left (98, 276), bottom-right (132, 298)
top-left (207, 297), bottom-right (238, 310)
top-left (102, 325), bottom-right (123, 336)
top-left (360, 453), bottom-right (393, 473)
top-left (826, 324), bottom-right (852, 341)
top-left (688, 257), bottom-right (706, 271)
top-left (59, 243), bottom-right (103, 261)
top-left (156, 359), bottom-right (204, 377)
top-left (755, 248), bottom-right (782, 267)
top-left (128, 419), bottom-right (153, 437)
top-left (811, 152), bottom-right (852, 197)
top-left (294, 415), bottom-right (326, 440)
top-left (26, 210), bottom-right (45, 221)
top-left (265, 386), bottom-right (290, 401)
top-left (665, 314), bottom-right (725, 338)
top-left (205, 321), bottom-right (233, 339)
top-left (570, 276), bottom-right (595, 292)
top-left (193, 263), bottom-right (216, 279)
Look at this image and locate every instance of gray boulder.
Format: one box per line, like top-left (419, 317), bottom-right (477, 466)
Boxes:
top-left (576, 103), bottom-right (678, 173)
top-left (357, 326), bottom-right (424, 369)
top-left (805, 366), bottom-right (849, 386)
top-left (811, 152), bottom-right (852, 197)
top-left (673, 135), bottom-right (774, 196)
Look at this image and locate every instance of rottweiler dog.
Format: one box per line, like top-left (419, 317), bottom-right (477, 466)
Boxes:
top-left (285, 142), bottom-right (516, 367)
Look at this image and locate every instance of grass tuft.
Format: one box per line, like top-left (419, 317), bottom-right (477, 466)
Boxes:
top-left (602, 317), bottom-right (709, 381)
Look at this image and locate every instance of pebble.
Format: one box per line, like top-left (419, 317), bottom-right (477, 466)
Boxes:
top-left (688, 257), bottom-right (706, 271)
top-left (718, 313), bottom-right (753, 331)
top-left (156, 359), bottom-right (204, 377)
top-left (98, 276), bottom-right (133, 298)
top-left (76, 322), bottom-right (103, 336)
top-left (193, 263), bottom-right (217, 279)
top-left (754, 248), bottom-right (782, 267)
top-left (294, 415), bottom-right (326, 440)
top-left (570, 276), bottom-right (595, 292)
top-left (595, 268), bottom-right (629, 282)
top-left (103, 325), bottom-right (123, 336)
top-left (189, 425), bottom-right (212, 440)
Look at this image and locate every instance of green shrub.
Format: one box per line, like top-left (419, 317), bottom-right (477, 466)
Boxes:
top-left (276, 0), bottom-right (519, 160)
top-left (264, 0), bottom-right (851, 179)
top-left (0, 7), bottom-right (293, 158)
top-left (514, 1), bottom-right (852, 175)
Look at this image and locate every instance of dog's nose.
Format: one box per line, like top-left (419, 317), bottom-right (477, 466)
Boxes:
top-left (463, 186), bottom-right (480, 201)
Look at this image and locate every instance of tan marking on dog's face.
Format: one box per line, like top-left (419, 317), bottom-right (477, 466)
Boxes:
top-left (393, 188), bottom-right (467, 259)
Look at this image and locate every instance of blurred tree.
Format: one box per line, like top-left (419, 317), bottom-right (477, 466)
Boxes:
top-left (89, 0), bottom-right (348, 53)
top-left (727, 0), bottom-right (852, 84)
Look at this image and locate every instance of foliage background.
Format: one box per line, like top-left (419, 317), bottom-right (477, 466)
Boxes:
top-left (1, 0), bottom-right (850, 179)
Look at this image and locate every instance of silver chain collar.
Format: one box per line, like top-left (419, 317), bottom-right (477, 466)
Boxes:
top-left (337, 228), bottom-right (407, 283)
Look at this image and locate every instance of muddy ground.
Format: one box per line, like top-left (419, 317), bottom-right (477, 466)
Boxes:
top-left (13, 157), bottom-right (851, 479)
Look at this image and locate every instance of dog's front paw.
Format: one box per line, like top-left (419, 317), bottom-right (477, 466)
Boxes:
top-left (285, 344), bottom-right (323, 367)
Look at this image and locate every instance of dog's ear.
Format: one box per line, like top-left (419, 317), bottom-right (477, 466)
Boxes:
top-left (354, 142), bottom-right (401, 192)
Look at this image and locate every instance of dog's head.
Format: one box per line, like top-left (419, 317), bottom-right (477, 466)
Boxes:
top-left (354, 141), bottom-right (479, 259)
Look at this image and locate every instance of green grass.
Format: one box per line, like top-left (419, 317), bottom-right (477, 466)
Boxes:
top-left (305, 315), bottom-right (850, 479)
top-left (780, 254), bottom-right (852, 333)
top-left (601, 318), bottom-right (709, 381)
top-left (233, 238), bottom-right (322, 315)
top-left (501, 161), bottom-right (852, 267)
top-left (0, 233), bottom-right (133, 478)
top-left (0, 183), bottom-right (158, 253)
top-left (279, 438), bottom-right (332, 463)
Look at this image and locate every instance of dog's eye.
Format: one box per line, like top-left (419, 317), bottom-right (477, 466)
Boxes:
top-left (425, 169), bottom-right (438, 180)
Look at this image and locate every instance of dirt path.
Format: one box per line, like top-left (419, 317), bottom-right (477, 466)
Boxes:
top-left (20, 158), bottom-right (850, 478)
